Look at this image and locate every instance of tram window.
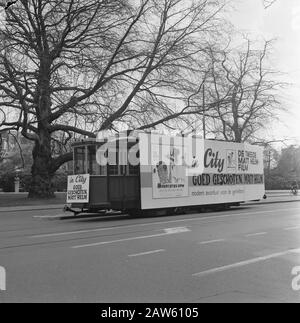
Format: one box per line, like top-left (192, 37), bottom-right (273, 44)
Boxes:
top-left (120, 165), bottom-right (127, 175)
top-left (108, 148), bottom-right (119, 175)
top-left (109, 164), bottom-right (119, 175)
top-left (128, 147), bottom-right (139, 175)
top-left (87, 146), bottom-right (99, 175)
top-left (99, 165), bottom-right (107, 176)
top-left (74, 147), bottom-right (85, 174)
top-left (87, 145), bottom-right (108, 176)
top-left (128, 164), bottom-right (139, 175)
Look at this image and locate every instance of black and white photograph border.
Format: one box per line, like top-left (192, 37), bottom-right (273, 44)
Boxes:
top-left (0, 0), bottom-right (299, 307)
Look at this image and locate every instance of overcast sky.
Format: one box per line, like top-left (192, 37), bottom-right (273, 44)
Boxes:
top-left (229, 0), bottom-right (300, 146)
top-left (1, 1), bottom-right (299, 146)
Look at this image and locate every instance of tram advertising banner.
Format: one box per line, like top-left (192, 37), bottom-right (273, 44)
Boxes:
top-left (67, 174), bottom-right (90, 203)
top-left (138, 133), bottom-right (265, 210)
top-left (188, 140), bottom-right (264, 204)
top-left (151, 142), bottom-right (188, 199)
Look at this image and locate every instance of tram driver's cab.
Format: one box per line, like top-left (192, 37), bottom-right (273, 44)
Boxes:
top-left (68, 131), bottom-right (140, 213)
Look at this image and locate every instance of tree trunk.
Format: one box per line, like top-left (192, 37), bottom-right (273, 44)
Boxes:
top-left (28, 134), bottom-right (55, 199)
top-left (234, 129), bottom-right (242, 143)
top-left (28, 55), bottom-right (55, 198)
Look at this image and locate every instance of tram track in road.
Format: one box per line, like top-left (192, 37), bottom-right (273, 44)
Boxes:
top-left (1, 224), bottom-right (297, 256)
top-left (0, 211), bottom-right (133, 239)
top-left (0, 204), bottom-right (298, 243)
top-left (29, 204), bottom-right (300, 239)
top-left (0, 203), bottom-right (299, 251)
top-left (0, 202), bottom-right (299, 302)
top-left (0, 225), bottom-right (174, 251)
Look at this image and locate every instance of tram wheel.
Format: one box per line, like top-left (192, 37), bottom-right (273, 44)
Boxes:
top-left (88, 208), bottom-right (100, 213)
top-left (174, 207), bottom-right (185, 215)
top-left (127, 209), bottom-right (144, 217)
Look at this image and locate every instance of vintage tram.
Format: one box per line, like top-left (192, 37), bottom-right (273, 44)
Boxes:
top-left (65, 131), bottom-right (265, 215)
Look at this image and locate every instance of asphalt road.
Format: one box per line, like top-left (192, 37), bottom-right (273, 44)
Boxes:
top-left (0, 202), bottom-right (300, 303)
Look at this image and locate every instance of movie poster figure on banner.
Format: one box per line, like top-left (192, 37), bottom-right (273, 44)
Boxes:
top-left (152, 144), bottom-right (188, 199)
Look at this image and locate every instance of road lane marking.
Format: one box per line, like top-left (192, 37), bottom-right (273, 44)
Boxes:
top-left (284, 226), bottom-right (300, 231)
top-left (33, 214), bottom-right (122, 220)
top-left (72, 233), bottom-right (169, 248)
top-left (192, 247), bottom-right (300, 278)
top-left (164, 227), bottom-right (190, 234)
top-left (30, 206), bottom-right (300, 239)
top-left (199, 239), bottom-right (225, 245)
top-left (71, 229), bottom-right (187, 249)
top-left (128, 249), bottom-right (165, 257)
top-left (245, 232), bottom-right (267, 237)
top-left (33, 214), bottom-right (65, 219)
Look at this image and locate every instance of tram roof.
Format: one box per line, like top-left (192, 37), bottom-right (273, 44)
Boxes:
top-left (71, 131), bottom-right (248, 148)
top-left (71, 131), bottom-right (140, 147)
top-left (71, 138), bottom-right (97, 147)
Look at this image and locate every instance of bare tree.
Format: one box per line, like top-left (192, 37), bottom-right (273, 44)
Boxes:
top-left (205, 38), bottom-right (285, 143)
top-left (0, 0), bottom-right (227, 197)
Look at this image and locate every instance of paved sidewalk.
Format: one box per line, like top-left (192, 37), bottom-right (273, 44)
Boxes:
top-left (245, 194), bottom-right (300, 205)
top-left (0, 204), bottom-right (66, 213)
top-left (0, 192), bottom-right (66, 212)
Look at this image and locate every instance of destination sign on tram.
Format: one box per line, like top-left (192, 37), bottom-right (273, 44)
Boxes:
top-left (67, 174), bottom-right (90, 203)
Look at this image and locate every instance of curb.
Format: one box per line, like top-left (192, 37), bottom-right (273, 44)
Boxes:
top-left (34, 199), bottom-right (300, 220)
top-left (36, 212), bottom-right (124, 221)
top-left (0, 204), bottom-right (65, 213)
top-left (244, 199), bottom-right (300, 206)
top-left (0, 198), bottom-right (299, 213)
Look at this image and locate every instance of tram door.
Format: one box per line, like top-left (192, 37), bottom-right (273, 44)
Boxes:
top-left (107, 142), bottom-right (140, 210)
